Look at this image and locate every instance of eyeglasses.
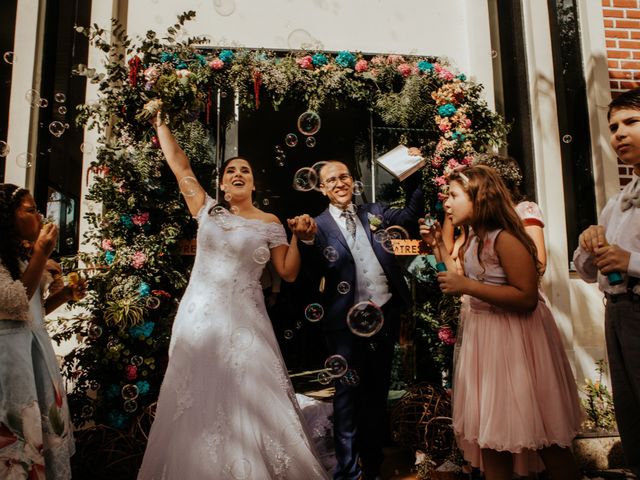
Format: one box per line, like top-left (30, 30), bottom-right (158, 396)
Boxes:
top-left (321, 173), bottom-right (352, 189)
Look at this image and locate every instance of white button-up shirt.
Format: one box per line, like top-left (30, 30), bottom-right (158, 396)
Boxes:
top-left (573, 173), bottom-right (640, 294)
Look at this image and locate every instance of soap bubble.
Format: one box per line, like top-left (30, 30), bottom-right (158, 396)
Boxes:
top-left (346, 301), bottom-right (384, 337)
top-left (285, 133), bottom-right (298, 147)
top-left (252, 246), bottom-right (270, 264)
top-left (292, 167), bottom-right (318, 192)
top-left (16, 152), bottom-right (34, 168)
top-left (297, 111), bottom-right (321, 136)
top-left (48, 121), bottom-right (65, 137)
top-left (304, 303), bottom-right (324, 322)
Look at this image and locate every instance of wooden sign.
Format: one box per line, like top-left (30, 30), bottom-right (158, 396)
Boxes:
top-left (179, 239), bottom-right (197, 256)
top-left (390, 239), bottom-right (430, 256)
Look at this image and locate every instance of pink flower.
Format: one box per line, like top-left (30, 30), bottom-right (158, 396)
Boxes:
top-left (370, 55), bottom-right (385, 66)
top-left (132, 212), bottom-right (150, 226)
top-left (296, 55), bottom-right (313, 69)
top-left (434, 176), bottom-right (447, 186)
top-left (438, 120), bottom-right (450, 133)
top-left (463, 118), bottom-right (472, 128)
top-left (438, 326), bottom-right (456, 345)
top-left (462, 155), bottom-right (474, 165)
top-left (175, 69), bottom-right (191, 78)
top-left (209, 59), bottom-right (224, 70)
top-left (431, 156), bottom-right (443, 167)
top-left (397, 63), bottom-right (413, 78)
top-left (151, 135), bottom-right (160, 148)
top-left (435, 64), bottom-right (455, 81)
top-left (447, 159), bottom-right (460, 170)
top-left (125, 365), bottom-right (137, 380)
top-left (143, 66), bottom-right (159, 84)
top-left (354, 59), bottom-right (368, 72)
top-left (101, 239), bottom-right (114, 251)
top-left (386, 54), bottom-right (404, 64)
top-left (131, 252), bottom-right (147, 269)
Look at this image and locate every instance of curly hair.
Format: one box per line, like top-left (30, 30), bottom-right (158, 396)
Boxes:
top-left (472, 154), bottom-right (525, 203)
top-left (0, 184), bottom-right (30, 280)
top-left (448, 166), bottom-right (542, 277)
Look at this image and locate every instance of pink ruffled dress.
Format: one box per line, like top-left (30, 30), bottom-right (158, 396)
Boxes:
top-left (452, 228), bottom-right (582, 476)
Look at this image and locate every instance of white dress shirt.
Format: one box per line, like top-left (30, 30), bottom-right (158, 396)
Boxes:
top-left (328, 204), bottom-right (392, 307)
top-left (573, 173), bottom-right (640, 294)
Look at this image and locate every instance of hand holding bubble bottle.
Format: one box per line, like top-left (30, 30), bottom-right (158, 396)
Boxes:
top-left (421, 213), bottom-right (447, 272)
top-left (602, 240), bottom-right (624, 286)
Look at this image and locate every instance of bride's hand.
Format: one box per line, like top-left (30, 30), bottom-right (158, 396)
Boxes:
top-left (287, 215), bottom-right (316, 242)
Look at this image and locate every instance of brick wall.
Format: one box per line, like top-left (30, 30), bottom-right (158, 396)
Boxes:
top-left (603, 0), bottom-right (640, 185)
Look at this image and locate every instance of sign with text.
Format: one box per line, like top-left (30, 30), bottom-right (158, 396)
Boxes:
top-left (179, 239), bottom-right (197, 256)
top-left (390, 239), bottom-right (430, 256)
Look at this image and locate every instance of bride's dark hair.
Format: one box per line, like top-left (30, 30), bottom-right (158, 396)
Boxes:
top-left (219, 156), bottom-right (258, 209)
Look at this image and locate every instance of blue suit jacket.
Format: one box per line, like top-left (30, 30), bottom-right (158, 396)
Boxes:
top-left (301, 187), bottom-right (424, 332)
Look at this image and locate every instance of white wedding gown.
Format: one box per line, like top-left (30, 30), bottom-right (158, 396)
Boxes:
top-left (138, 196), bottom-right (329, 480)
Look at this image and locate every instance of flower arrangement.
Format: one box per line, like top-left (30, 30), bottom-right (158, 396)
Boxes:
top-left (56, 11), bottom-right (506, 435)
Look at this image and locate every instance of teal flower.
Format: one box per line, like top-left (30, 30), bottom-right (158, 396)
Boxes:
top-left (457, 73), bottom-right (466, 81)
top-left (219, 50), bottom-right (234, 64)
top-left (136, 380), bottom-right (151, 396)
top-left (105, 250), bottom-right (115, 265)
top-left (437, 103), bottom-right (457, 117)
top-left (311, 53), bottom-right (328, 66)
top-left (120, 214), bottom-right (133, 228)
top-left (452, 131), bottom-right (466, 142)
top-left (138, 282), bottom-right (151, 297)
top-left (129, 321), bottom-right (155, 339)
top-left (335, 51), bottom-right (356, 68)
top-left (176, 62), bottom-right (188, 70)
top-left (108, 410), bottom-right (127, 429)
top-left (106, 384), bottom-right (120, 400)
top-left (195, 54), bottom-right (207, 66)
top-left (160, 51), bottom-right (177, 64)
top-left (418, 61), bottom-right (434, 72)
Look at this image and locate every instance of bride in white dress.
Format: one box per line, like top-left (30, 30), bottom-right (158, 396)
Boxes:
top-left (137, 113), bottom-right (328, 479)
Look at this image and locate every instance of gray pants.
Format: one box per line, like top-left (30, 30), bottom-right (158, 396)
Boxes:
top-left (605, 294), bottom-right (640, 476)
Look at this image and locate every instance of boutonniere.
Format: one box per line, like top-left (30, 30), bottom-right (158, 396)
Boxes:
top-left (367, 213), bottom-right (383, 231)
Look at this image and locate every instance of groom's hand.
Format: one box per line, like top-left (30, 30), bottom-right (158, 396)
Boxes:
top-left (287, 214), bottom-right (317, 242)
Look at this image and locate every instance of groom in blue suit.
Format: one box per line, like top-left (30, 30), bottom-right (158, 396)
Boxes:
top-left (290, 160), bottom-right (424, 480)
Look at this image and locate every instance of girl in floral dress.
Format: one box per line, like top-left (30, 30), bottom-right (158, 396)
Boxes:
top-left (420, 166), bottom-right (582, 479)
top-left (0, 184), bottom-right (85, 479)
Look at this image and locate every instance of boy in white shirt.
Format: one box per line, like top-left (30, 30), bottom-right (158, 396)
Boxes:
top-left (574, 87), bottom-right (640, 477)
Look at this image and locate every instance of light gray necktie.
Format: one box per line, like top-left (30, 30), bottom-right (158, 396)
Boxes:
top-left (340, 208), bottom-right (356, 239)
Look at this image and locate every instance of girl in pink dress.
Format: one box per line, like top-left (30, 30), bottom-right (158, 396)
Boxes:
top-left (420, 165), bottom-right (582, 479)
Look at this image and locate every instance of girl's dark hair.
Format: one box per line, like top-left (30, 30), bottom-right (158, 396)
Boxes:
top-left (473, 154), bottom-right (525, 203)
top-left (608, 87), bottom-right (640, 119)
top-left (0, 184), bottom-right (30, 279)
top-left (448, 166), bottom-right (542, 277)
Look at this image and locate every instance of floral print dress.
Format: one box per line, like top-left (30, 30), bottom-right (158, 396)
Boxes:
top-left (0, 279), bottom-right (75, 479)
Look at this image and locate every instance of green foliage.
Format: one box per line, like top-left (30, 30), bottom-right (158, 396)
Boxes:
top-left (581, 359), bottom-right (617, 433)
top-left (58, 11), bottom-right (507, 433)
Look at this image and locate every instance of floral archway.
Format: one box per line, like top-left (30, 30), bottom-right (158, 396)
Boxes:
top-left (55, 10), bottom-right (506, 450)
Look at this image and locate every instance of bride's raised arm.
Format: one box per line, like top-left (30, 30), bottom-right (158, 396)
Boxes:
top-left (152, 113), bottom-right (206, 217)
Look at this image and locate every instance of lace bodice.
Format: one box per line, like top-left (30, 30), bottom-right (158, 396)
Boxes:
top-left (190, 196), bottom-right (288, 289)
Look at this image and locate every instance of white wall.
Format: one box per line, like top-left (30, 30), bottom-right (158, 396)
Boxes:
top-left (121, 0), bottom-right (494, 102)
